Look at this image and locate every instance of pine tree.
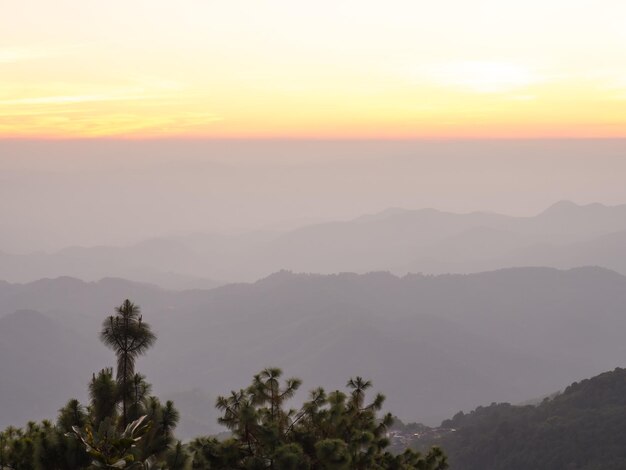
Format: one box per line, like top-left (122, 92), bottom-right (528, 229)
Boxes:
top-left (100, 300), bottom-right (156, 427)
top-left (194, 368), bottom-right (448, 469)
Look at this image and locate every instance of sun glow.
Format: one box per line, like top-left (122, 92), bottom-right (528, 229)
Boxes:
top-left (1, 0), bottom-right (625, 139)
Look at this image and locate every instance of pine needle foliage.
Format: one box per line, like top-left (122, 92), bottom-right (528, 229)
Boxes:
top-left (191, 367), bottom-right (448, 469)
top-left (1, 301), bottom-right (447, 470)
top-left (100, 300), bottom-right (156, 427)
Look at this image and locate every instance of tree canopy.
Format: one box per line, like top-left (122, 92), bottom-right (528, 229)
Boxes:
top-left (0, 299), bottom-right (447, 470)
top-left (413, 368), bottom-right (626, 470)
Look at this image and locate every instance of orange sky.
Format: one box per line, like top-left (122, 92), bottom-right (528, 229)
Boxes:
top-left (1, 0), bottom-right (625, 139)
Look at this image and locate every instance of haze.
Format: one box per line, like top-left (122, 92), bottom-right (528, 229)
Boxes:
top-left (2, 138), bottom-right (625, 253)
top-left (3, 1), bottom-right (626, 466)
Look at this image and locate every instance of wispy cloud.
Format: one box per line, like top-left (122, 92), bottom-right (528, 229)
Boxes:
top-left (0, 111), bottom-right (223, 137)
top-left (0, 76), bottom-right (186, 108)
top-left (0, 73), bottom-right (221, 136)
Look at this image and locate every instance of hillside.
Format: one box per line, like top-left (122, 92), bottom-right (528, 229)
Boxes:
top-left (413, 368), bottom-right (626, 470)
top-left (3, 267), bottom-right (626, 439)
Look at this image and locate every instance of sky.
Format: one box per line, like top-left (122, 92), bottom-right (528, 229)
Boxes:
top-left (1, 0), bottom-right (626, 138)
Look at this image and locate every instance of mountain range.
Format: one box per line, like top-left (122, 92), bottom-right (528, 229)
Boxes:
top-left (3, 201), bottom-right (626, 288)
top-left (2, 266), bottom-right (626, 439)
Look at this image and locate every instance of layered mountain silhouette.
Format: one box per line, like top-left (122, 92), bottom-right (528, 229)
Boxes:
top-left (2, 201), bottom-right (626, 287)
top-left (0, 309), bottom-right (108, 425)
top-left (2, 266), bottom-right (626, 439)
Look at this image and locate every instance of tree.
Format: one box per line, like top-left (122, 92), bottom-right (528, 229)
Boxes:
top-left (192, 368), bottom-right (448, 469)
top-left (89, 368), bottom-right (118, 426)
top-left (69, 415), bottom-right (155, 469)
top-left (127, 374), bottom-right (152, 424)
top-left (100, 300), bottom-right (156, 427)
top-left (57, 399), bottom-right (88, 434)
top-left (1, 300), bottom-right (447, 470)
top-left (135, 397), bottom-right (181, 462)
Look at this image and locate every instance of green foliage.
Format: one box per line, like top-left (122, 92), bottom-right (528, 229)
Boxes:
top-left (127, 375), bottom-right (153, 425)
top-left (90, 369), bottom-right (119, 426)
top-left (415, 367), bottom-right (626, 470)
top-left (69, 415), bottom-right (154, 469)
top-left (100, 300), bottom-right (156, 427)
top-left (0, 419), bottom-right (90, 470)
top-left (314, 439), bottom-right (350, 469)
top-left (190, 368), bottom-right (447, 469)
top-left (163, 441), bottom-right (188, 470)
top-left (0, 300), bottom-right (186, 470)
top-left (135, 397), bottom-right (181, 462)
top-left (57, 399), bottom-right (88, 433)
top-left (1, 299), bottom-right (445, 470)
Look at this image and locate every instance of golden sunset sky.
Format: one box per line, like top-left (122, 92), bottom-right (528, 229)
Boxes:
top-left (2, 0), bottom-right (625, 138)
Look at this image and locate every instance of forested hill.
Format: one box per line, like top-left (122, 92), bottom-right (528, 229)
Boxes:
top-left (416, 368), bottom-right (626, 470)
top-left (3, 266), bottom-right (626, 437)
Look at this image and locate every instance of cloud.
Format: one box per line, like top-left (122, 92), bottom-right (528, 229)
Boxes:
top-left (0, 75), bottom-right (220, 136)
top-left (0, 105), bottom-right (223, 137)
top-left (0, 78), bottom-right (186, 108)
top-left (413, 60), bottom-right (541, 93)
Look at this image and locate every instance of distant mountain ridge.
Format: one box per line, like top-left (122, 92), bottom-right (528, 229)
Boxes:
top-left (2, 201), bottom-right (626, 287)
top-left (0, 309), bottom-right (108, 425)
top-left (3, 266), bottom-right (626, 439)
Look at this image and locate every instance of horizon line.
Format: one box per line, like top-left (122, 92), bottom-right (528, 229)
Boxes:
top-left (2, 136), bottom-right (626, 143)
